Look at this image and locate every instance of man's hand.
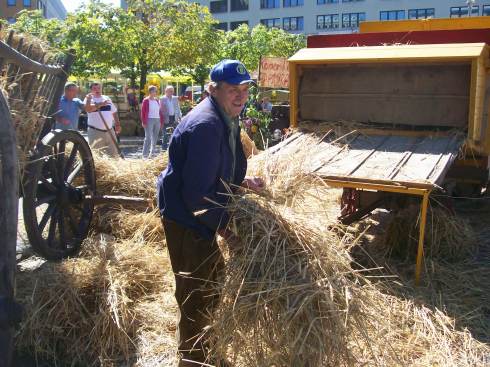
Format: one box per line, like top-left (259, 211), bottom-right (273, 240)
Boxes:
top-left (217, 228), bottom-right (240, 247)
top-left (115, 124), bottom-right (122, 135)
top-left (242, 176), bottom-right (265, 193)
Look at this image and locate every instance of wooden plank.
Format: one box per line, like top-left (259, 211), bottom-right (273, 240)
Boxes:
top-left (267, 132), bottom-right (302, 154)
top-left (0, 90), bottom-right (19, 367)
top-left (351, 135), bottom-right (422, 180)
top-left (393, 136), bottom-right (459, 183)
top-left (289, 43), bottom-right (486, 64)
top-left (317, 134), bottom-right (389, 176)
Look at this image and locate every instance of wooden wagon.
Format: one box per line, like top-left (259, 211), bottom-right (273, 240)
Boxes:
top-left (0, 29), bottom-right (148, 366)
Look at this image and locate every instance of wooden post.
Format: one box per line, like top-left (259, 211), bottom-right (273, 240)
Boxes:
top-left (0, 92), bottom-right (20, 367)
top-left (415, 191), bottom-right (430, 285)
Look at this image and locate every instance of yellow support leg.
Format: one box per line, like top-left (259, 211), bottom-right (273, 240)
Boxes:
top-left (415, 191), bottom-right (430, 286)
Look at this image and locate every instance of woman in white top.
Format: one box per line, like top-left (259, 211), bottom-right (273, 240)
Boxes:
top-left (140, 85), bottom-right (164, 158)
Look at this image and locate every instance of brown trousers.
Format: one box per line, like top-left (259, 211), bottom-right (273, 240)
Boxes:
top-left (162, 218), bottom-right (224, 364)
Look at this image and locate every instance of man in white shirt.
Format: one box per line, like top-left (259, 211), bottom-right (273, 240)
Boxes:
top-left (160, 85), bottom-right (182, 150)
top-left (84, 82), bottom-right (121, 157)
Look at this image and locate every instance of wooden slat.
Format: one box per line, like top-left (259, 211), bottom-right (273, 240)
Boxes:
top-left (289, 43), bottom-right (486, 64)
top-left (270, 132), bottom-right (462, 188)
top-left (392, 136), bottom-right (459, 184)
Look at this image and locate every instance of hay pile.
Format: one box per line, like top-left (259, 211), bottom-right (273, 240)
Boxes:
top-left (16, 235), bottom-right (171, 366)
top-left (206, 144), bottom-right (489, 366)
top-left (15, 131), bottom-right (490, 366)
top-left (1, 30), bottom-right (58, 176)
top-left (384, 204), bottom-right (477, 261)
top-left (93, 153), bottom-right (168, 201)
top-left (91, 153), bottom-right (168, 244)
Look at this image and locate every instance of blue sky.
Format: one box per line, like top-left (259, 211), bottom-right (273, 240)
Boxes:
top-left (62, 0), bottom-right (120, 13)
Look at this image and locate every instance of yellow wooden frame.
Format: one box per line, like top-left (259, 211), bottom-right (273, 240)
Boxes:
top-left (360, 17), bottom-right (490, 34)
top-left (289, 43), bottom-right (490, 155)
top-left (326, 179), bottom-right (431, 285)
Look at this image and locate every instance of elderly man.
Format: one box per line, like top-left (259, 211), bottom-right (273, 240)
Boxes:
top-left (157, 60), bottom-right (264, 366)
top-left (160, 85), bottom-right (182, 150)
top-left (55, 82), bottom-right (84, 130)
top-left (84, 82), bottom-right (121, 157)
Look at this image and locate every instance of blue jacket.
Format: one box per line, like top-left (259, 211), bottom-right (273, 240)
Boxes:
top-left (157, 96), bottom-right (247, 239)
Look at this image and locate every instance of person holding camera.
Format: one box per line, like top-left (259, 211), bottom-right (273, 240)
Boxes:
top-left (84, 82), bottom-right (121, 157)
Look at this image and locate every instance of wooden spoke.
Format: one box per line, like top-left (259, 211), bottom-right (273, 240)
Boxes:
top-left (35, 194), bottom-right (56, 207)
top-left (39, 176), bottom-right (57, 192)
top-left (57, 140), bottom-right (66, 183)
top-left (47, 155), bottom-right (60, 185)
top-left (58, 209), bottom-right (67, 249)
top-left (64, 143), bottom-right (79, 180)
top-left (47, 207), bottom-right (58, 244)
top-left (38, 202), bottom-right (55, 233)
top-left (67, 162), bottom-right (82, 183)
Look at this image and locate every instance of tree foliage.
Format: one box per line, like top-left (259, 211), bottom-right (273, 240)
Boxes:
top-left (220, 24), bottom-right (306, 72)
top-left (7, 3), bottom-right (306, 92)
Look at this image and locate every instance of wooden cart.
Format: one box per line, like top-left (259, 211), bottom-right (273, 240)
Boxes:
top-left (0, 30), bottom-right (146, 366)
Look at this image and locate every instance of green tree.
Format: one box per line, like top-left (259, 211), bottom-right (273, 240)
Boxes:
top-left (9, 10), bottom-right (66, 54)
top-left (221, 24), bottom-right (306, 72)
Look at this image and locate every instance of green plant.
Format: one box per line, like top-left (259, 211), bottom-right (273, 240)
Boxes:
top-left (242, 105), bottom-right (272, 150)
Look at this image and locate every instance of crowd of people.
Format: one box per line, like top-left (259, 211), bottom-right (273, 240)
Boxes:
top-left (54, 75), bottom-right (276, 161)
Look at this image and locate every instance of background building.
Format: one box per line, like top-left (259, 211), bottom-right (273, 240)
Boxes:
top-left (1, 0), bottom-right (67, 24)
top-left (190, 0), bottom-right (490, 34)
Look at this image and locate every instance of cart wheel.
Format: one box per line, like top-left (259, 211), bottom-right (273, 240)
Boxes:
top-left (23, 130), bottom-right (96, 260)
top-left (0, 92), bottom-right (19, 367)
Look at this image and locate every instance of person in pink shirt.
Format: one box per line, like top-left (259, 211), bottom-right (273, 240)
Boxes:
top-left (140, 85), bottom-right (165, 158)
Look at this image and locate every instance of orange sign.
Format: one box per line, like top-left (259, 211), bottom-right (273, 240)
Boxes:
top-left (259, 57), bottom-right (289, 89)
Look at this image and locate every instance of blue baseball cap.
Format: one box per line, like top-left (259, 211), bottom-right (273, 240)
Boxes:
top-left (210, 59), bottom-right (253, 85)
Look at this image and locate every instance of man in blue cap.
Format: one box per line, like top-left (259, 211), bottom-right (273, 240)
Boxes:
top-left (157, 60), bottom-right (264, 366)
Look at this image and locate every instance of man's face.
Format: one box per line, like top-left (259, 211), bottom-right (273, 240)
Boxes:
top-left (165, 88), bottom-right (174, 98)
top-left (65, 86), bottom-right (78, 100)
top-left (91, 84), bottom-right (102, 96)
top-left (212, 82), bottom-right (249, 118)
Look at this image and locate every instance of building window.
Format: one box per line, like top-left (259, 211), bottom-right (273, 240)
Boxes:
top-left (23, 0), bottom-right (31, 7)
top-left (231, 0), bottom-right (248, 11)
top-left (317, 0), bottom-right (338, 3)
top-left (450, 6), bottom-right (479, 17)
top-left (230, 20), bottom-right (248, 30)
top-left (261, 0), bottom-right (280, 9)
top-left (283, 16), bottom-right (304, 31)
top-left (7, 0), bottom-right (16, 6)
top-left (342, 12), bottom-right (365, 28)
top-left (484, 5), bottom-right (490, 16)
top-left (342, 0), bottom-right (364, 2)
top-left (215, 22), bottom-right (228, 31)
top-left (380, 10), bottom-right (405, 21)
top-left (408, 8), bottom-right (435, 19)
top-left (7, 17), bottom-right (16, 23)
top-left (261, 18), bottom-right (281, 28)
top-left (210, 0), bottom-right (227, 13)
top-left (284, 0), bottom-right (303, 7)
top-left (317, 14), bottom-right (339, 29)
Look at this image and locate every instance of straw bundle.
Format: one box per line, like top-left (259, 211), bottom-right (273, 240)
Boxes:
top-left (209, 188), bottom-right (489, 366)
top-left (385, 204), bottom-right (477, 261)
top-left (0, 31), bottom-right (54, 177)
top-left (92, 206), bottom-right (164, 245)
top-left (240, 129), bottom-right (260, 158)
top-left (16, 235), bottom-right (169, 366)
top-left (93, 153), bottom-right (168, 201)
top-left (209, 193), bottom-right (368, 366)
